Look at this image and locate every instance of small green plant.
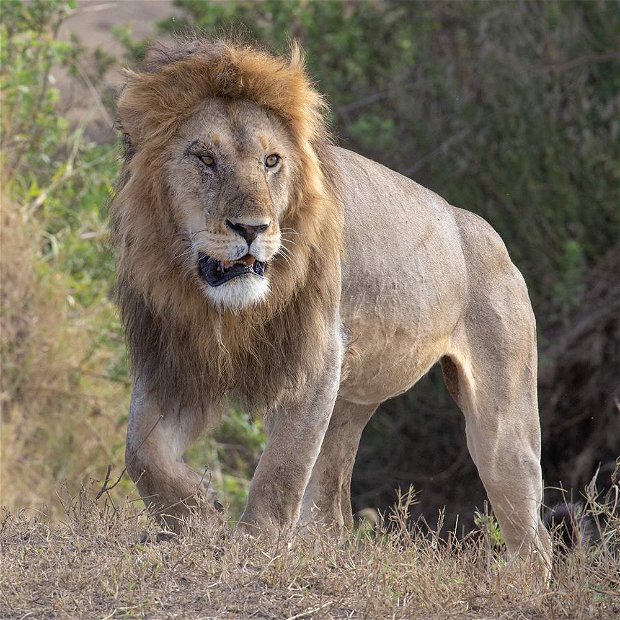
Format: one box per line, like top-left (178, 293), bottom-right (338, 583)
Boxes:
top-left (554, 240), bottom-right (586, 325)
top-left (473, 502), bottom-right (505, 551)
top-left (111, 24), bottom-right (150, 65)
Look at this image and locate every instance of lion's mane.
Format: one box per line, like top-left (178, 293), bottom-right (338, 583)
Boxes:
top-left (112, 39), bottom-right (343, 412)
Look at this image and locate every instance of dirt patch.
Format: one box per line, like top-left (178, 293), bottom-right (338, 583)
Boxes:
top-left (60, 1), bottom-right (174, 51)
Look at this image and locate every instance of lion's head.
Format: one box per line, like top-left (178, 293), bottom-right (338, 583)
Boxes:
top-left (112, 40), bottom-right (343, 407)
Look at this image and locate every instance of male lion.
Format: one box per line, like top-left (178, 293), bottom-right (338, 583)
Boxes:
top-left (113, 39), bottom-right (550, 567)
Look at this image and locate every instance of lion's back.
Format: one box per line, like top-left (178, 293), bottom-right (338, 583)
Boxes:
top-left (332, 146), bottom-right (467, 316)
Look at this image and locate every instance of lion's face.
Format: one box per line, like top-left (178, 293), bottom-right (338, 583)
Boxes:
top-left (165, 98), bottom-right (296, 310)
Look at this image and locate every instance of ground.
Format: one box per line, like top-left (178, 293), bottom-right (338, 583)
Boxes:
top-left (1, 495), bottom-right (618, 619)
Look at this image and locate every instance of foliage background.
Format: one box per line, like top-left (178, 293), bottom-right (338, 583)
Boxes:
top-left (1, 0), bottom-right (618, 529)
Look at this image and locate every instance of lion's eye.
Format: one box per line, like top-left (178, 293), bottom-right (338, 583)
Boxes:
top-left (198, 154), bottom-right (215, 167)
top-left (265, 154), bottom-right (281, 169)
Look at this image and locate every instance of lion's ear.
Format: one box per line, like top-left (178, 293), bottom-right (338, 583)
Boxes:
top-left (120, 131), bottom-right (134, 161)
top-left (116, 66), bottom-right (193, 149)
top-left (116, 69), bottom-right (148, 148)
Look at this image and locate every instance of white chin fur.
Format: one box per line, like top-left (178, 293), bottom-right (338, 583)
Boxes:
top-left (204, 274), bottom-right (270, 311)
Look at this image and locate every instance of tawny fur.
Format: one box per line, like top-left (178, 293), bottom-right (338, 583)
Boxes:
top-left (112, 40), bottom-right (343, 411)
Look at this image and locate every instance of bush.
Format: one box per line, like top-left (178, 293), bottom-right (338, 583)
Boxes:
top-left (0, 0), bottom-right (130, 514)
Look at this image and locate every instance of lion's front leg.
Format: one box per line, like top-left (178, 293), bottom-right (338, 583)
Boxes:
top-left (239, 337), bottom-right (343, 534)
top-left (125, 376), bottom-right (219, 530)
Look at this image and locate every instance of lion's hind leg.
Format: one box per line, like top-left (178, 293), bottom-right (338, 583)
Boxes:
top-left (442, 308), bottom-right (551, 574)
top-left (300, 399), bottom-right (377, 529)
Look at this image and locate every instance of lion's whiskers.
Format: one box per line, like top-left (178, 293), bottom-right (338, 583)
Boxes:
top-left (171, 242), bottom-right (196, 263)
top-left (275, 247), bottom-right (294, 268)
top-left (279, 244), bottom-right (294, 259)
top-left (276, 246), bottom-right (292, 261)
top-left (280, 237), bottom-right (299, 249)
top-left (189, 229), bottom-right (211, 239)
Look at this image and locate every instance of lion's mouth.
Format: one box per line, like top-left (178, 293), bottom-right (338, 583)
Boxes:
top-left (198, 252), bottom-right (266, 287)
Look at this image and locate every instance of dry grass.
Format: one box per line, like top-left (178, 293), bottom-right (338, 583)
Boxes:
top-left (1, 489), bottom-right (618, 619)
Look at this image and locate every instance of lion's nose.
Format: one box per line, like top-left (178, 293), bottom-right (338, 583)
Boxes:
top-left (225, 219), bottom-right (270, 245)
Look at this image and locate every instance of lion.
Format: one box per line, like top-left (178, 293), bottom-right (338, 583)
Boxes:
top-left (112, 39), bottom-right (550, 568)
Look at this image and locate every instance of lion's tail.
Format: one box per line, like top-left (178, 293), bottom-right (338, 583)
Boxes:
top-left (544, 502), bottom-right (598, 550)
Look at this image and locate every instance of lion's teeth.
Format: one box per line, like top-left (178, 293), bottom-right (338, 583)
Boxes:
top-left (217, 256), bottom-right (256, 271)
